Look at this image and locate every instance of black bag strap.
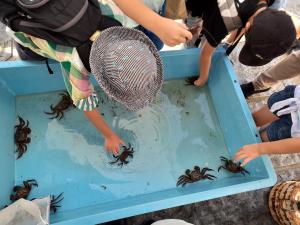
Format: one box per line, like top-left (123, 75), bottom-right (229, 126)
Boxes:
top-left (45, 59), bottom-right (53, 74)
top-left (226, 27), bottom-right (244, 56)
top-left (226, 2), bottom-right (268, 56)
top-left (18, 0), bottom-right (89, 32)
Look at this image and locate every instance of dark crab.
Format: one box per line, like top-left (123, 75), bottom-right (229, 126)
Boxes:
top-left (218, 156), bottom-right (250, 176)
top-left (15, 116), bottom-right (31, 159)
top-left (110, 143), bottom-right (134, 167)
top-left (185, 76), bottom-right (198, 86)
top-left (177, 166), bottom-right (216, 187)
top-left (44, 91), bottom-right (75, 120)
top-left (50, 192), bottom-right (64, 214)
top-left (188, 25), bottom-right (201, 36)
top-left (10, 179), bottom-right (38, 202)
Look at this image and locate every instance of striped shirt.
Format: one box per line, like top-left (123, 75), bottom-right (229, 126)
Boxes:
top-left (7, 0), bottom-right (164, 111)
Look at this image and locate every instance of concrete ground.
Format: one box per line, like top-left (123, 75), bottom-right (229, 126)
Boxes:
top-left (102, 1), bottom-right (300, 225)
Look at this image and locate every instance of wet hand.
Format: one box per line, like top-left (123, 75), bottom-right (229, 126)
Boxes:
top-left (156, 18), bottom-right (192, 46)
top-left (104, 133), bottom-right (125, 156)
top-left (194, 77), bottom-right (207, 87)
top-left (234, 144), bottom-right (261, 166)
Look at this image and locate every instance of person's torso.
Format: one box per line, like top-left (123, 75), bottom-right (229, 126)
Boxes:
top-left (218, 0), bottom-right (265, 32)
top-left (99, 0), bottom-right (165, 28)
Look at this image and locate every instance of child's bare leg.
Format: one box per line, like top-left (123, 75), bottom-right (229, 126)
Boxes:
top-left (260, 130), bottom-right (269, 142)
top-left (252, 105), bottom-right (279, 127)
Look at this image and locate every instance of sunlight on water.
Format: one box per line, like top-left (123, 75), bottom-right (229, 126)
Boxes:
top-left (15, 79), bottom-right (230, 212)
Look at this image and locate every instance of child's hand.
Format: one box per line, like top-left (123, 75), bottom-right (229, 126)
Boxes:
top-left (155, 18), bottom-right (193, 46)
top-left (104, 133), bottom-right (125, 156)
top-left (194, 77), bottom-right (207, 87)
top-left (234, 144), bottom-right (262, 166)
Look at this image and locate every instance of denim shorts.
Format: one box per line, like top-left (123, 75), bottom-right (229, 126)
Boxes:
top-left (266, 85), bottom-right (296, 141)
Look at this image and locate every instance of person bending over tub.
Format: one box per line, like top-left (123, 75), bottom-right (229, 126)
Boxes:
top-left (0, 0), bottom-right (193, 155)
top-left (185, 0), bottom-right (296, 87)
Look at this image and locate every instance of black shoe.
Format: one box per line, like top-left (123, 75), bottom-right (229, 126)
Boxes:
top-left (240, 82), bottom-right (270, 98)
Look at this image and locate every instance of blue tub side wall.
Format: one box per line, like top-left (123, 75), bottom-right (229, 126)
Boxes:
top-left (0, 49), bottom-right (202, 96)
top-left (0, 79), bottom-right (15, 207)
top-left (207, 50), bottom-right (277, 184)
top-left (0, 60), bottom-right (64, 95)
top-left (0, 49), bottom-right (277, 224)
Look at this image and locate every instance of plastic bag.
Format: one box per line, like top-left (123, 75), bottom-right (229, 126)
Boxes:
top-left (0, 197), bottom-right (50, 225)
top-left (152, 219), bottom-right (194, 225)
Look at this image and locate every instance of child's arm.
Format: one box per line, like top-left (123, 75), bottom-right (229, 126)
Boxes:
top-left (84, 109), bottom-right (124, 155)
top-left (194, 40), bottom-right (216, 87)
top-left (113, 0), bottom-right (192, 46)
top-left (234, 137), bottom-right (300, 166)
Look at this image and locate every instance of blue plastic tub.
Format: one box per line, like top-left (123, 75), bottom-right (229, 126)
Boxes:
top-left (0, 48), bottom-right (276, 225)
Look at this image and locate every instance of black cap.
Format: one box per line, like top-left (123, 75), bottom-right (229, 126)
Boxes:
top-left (239, 9), bottom-right (296, 66)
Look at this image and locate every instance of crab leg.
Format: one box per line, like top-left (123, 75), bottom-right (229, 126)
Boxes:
top-left (205, 174), bottom-right (217, 180)
top-left (177, 177), bottom-right (186, 186)
top-left (51, 192), bottom-right (64, 205)
top-left (218, 166), bottom-right (226, 172)
top-left (58, 112), bottom-right (64, 120)
top-left (242, 168), bottom-right (250, 175)
top-left (220, 156), bottom-right (228, 162)
top-left (202, 167), bottom-right (214, 174)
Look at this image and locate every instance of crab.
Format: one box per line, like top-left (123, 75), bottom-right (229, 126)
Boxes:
top-left (15, 116), bottom-right (31, 159)
top-left (185, 76), bottom-right (198, 86)
top-left (44, 91), bottom-right (75, 120)
top-left (110, 143), bottom-right (134, 167)
top-left (188, 25), bottom-right (201, 36)
top-left (10, 179), bottom-right (38, 202)
top-left (177, 166), bottom-right (216, 187)
top-left (50, 192), bottom-right (64, 214)
top-left (218, 156), bottom-right (250, 176)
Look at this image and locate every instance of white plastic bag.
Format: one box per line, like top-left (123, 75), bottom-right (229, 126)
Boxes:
top-left (0, 197), bottom-right (50, 225)
top-left (152, 219), bottom-right (194, 225)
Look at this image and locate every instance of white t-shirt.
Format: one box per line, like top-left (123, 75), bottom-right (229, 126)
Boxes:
top-left (270, 85), bottom-right (300, 138)
top-left (99, 0), bottom-right (165, 28)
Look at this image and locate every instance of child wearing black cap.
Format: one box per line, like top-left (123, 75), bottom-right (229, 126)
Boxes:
top-left (186, 0), bottom-right (297, 87)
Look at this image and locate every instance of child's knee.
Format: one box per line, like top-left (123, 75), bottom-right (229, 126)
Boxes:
top-left (260, 131), bottom-right (269, 142)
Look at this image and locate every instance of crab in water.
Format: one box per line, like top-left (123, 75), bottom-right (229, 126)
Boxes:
top-left (110, 143), bottom-right (134, 167)
top-left (177, 166), bottom-right (216, 187)
top-left (218, 156), bottom-right (250, 176)
top-left (50, 192), bottom-right (64, 214)
top-left (44, 91), bottom-right (75, 120)
top-left (185, 76), bottom-right (198, 86)
top-left (10, 179), bottom-right (38, 202)
top-left (15, 116), bottom-right (31, 159)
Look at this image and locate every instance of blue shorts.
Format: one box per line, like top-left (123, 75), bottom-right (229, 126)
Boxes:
top-left (266, 85), bottom-right (295, 141)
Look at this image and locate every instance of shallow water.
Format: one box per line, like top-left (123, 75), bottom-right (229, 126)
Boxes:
top-left (15, 79), bottom-right (230, 213)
